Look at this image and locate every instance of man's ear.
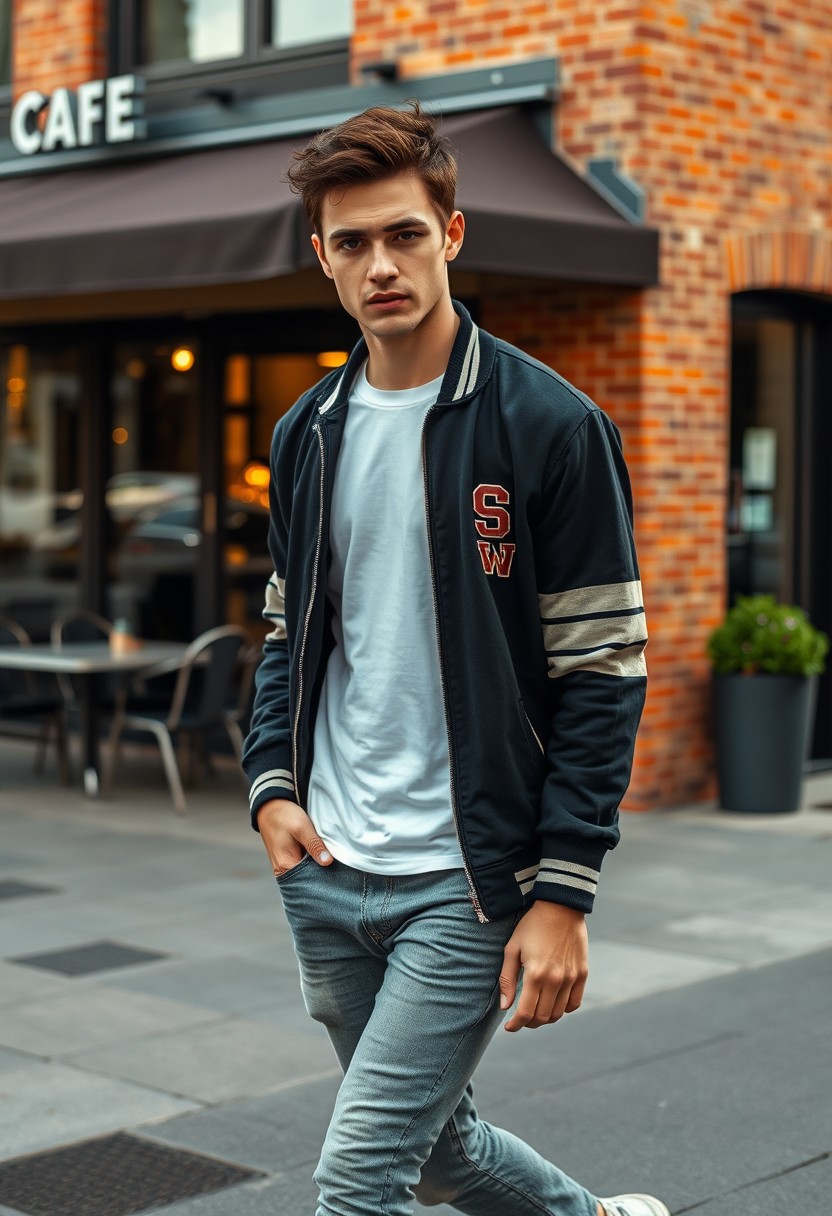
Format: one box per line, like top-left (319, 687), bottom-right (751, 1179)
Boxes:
top-left (444, 210), bottom-right (465, 264)
top-left (311, 233), bottom-right (334, 280)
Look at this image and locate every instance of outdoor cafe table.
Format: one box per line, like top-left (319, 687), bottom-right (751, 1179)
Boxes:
top-left (0, 641), bottom-right (191, 796)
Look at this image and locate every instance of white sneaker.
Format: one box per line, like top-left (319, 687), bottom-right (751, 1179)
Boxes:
top-left (600, 1195), bottom-right (671, 1216)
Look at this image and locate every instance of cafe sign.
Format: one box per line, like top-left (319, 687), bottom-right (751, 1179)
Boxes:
top-left (11, 75), bottom-right (146, 156)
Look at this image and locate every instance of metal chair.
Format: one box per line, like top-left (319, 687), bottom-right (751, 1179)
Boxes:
top-left (102, 624), bottom-right (252, 814)
top-left (0, 616), bottom-right (70, 784)
top-left (50, 608), bottom-right (114, 704)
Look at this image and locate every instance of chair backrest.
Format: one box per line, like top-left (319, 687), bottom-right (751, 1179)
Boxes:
top-left (0, 615), bottom-right (35, 701)
top-left (51, 608), bottom-right (113, 647)
top-left (51, 608), bottom-right (114, 702)
top-left (167, 625), bottom-right (252, 731)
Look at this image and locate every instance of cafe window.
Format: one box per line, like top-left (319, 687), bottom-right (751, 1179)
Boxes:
top-left (0, 344), bottom-right (84, 641)
top-left (0, 0), bottom-right (11, 88)
top-left (129, 0), bottom-right (350, 69)
top-left (140, 0), bottom-right (245, 66)
top-left (270, 0), bottom-right (351, 49)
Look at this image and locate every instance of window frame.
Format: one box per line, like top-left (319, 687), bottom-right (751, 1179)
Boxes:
top-left (112, 0), bottom-right (350, 84)
top-left (0, 0), bottom-right (13, 98)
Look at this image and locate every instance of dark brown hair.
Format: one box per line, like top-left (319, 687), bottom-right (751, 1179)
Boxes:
top-left (286, 101), bottom-right (457, 236)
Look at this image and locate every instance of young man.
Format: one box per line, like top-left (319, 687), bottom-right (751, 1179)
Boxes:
top-left (243, 103), bottom-right (663, 1216)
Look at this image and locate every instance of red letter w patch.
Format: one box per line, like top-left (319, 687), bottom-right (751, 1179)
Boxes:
top-left (477, 540), bottom-right (516, 577)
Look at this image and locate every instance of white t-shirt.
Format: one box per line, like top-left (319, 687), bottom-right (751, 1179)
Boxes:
top-left (306, 362), bottom-right (464, 874)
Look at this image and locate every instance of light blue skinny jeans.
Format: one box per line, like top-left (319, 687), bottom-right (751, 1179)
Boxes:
top-left (276, 855), bottom-right (600, 1216)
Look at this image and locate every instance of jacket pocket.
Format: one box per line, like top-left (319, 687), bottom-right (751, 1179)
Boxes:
top-left (516, 698), bottom-right (545, 760)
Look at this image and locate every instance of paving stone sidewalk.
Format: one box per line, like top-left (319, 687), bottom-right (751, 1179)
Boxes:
top-left (1, 742), bottom-right (831, 1215)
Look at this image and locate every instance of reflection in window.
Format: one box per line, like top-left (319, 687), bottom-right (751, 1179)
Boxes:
top-left (729, 318), bottom-right (796, 605)
top-left (0, 0), bottom-right (11, 87)
top-left (140, 0), bottom-right (245, 65)
top-left (272, 0), bottom-right (351, 48)
top-left (108, 341), bottom-right (200, 639)
top-left (0, 345), bottom-right (83, 640)
top-left (223, 353), bottom-right (322, 639)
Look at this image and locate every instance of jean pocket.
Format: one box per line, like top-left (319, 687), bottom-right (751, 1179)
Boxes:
top-left (275, 853), bottom-right (315, 883)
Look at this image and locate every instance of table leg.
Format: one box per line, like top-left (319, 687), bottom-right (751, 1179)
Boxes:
top-left (79, 674), bottom-right (100, 797)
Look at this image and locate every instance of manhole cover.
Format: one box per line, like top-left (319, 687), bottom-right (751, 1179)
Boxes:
top-left (8, 941), bottom-right (169, 976)
top-left (0, 1131), bottom-right (262, 1216)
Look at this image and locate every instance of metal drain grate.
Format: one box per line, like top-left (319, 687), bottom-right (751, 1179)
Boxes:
top-left (8, 941), bottom-right (169, 976)
top-left (0, 880), bottom-right (61, 901)
top-left (0, 1131), bottom-right (262, 1216)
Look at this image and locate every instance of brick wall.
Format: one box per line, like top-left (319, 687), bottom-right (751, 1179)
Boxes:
top-left (13, 0), bottom-right (108, 97)
top-left (355, 1), bottom-right (832, 810)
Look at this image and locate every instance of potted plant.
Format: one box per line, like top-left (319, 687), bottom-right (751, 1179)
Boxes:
top-left (707, 595), bottom-right (828, 812)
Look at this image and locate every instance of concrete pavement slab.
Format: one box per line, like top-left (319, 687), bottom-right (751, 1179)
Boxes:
top-left (152, 1171), bottom-right (317, 1216)
top-left (0, 986), bottom-right (220, 1056)
top-left (142, 1107), bottom-right (323, 1176)
top-left (0, 958), bottom-right (73, 1005)
top-left (105, 955), bottom-right (302, 1014)
top-left (611, 887), bottom-right (832, 966)
top-left (69, 1016), bottom-right (335, 1104)
top-left (686, 1153), bottom-right (832, 1215)
top-left (0, 1047), bottom-right (39, 1077)
top-left (582, 939), bottom-right (736, 1004)
top-left (480, 952), bottom-right (832, 1214)
top-left (101, 911), bottom-right (294, 966)
top-left (0, 1059), bottom-right (199, 1159)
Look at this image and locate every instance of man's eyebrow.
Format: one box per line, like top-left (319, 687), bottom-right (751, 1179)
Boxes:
top-left (327, 217), bottom-right (431, 241)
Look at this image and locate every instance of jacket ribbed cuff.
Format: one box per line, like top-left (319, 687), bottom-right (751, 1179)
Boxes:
top-left (245, 746), bottom-right (296, 831)
top-left (529, 835), bottom-right (609, 914)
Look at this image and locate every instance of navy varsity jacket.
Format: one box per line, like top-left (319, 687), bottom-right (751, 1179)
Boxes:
top-left (242, 301), bottom-right (647, 922)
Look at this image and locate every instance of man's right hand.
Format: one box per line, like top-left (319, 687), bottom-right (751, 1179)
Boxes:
top-left (256, 798), bottom-right (333, 876)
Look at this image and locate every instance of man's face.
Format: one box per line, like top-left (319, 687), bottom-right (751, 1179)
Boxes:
top-left (311, 171), bottom-right (464, 340)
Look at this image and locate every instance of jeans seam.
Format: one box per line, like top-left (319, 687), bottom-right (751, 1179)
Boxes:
top-left (360, 873), bottom-right (382, 944)
top-left (446, 1114), bottom-right (555, 1216)
top-left (379, 878), bottom-right (394, 938)
top-left (380, 977), bottom-right (502, 1214)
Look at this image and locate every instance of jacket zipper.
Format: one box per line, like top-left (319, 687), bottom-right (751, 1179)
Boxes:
top-left (422, 407), bottom-right (488, 924)
top-left (292, 421), bottom-right (326, 794)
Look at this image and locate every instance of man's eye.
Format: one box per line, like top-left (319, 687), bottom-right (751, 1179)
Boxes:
top-left (396, 231), bottom-right (419, 242)
top-left (339, 239), bottom-right (361, 251)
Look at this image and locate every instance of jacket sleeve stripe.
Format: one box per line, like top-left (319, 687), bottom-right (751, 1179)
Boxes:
top-left (538, 580), bottom-right (644, 618)
top-left (543, 620), bottom-right (645, 651)
top-left (539, 858), bottom-right (600, 881)
top-left (263, 572), bottom-right (287, 642)
top-left (539, 581), bottom-right (647, 680)
top-left (577, 652), bottom-right (649, 678)
top-left (534, 872), bottom-right (598, 896)
top-left (546, 644), bottom-right (647, 679)
top-left (249, 769), bottom-right (296, 807)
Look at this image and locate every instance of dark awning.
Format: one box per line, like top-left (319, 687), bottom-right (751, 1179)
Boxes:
top-left (0, 106), bottom-right (658, 300)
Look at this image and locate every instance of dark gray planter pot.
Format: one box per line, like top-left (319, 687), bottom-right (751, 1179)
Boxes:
top-left (713, 673), bottom-right (818, 813)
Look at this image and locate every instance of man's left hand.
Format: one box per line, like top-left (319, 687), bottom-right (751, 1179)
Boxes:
top-left (499, 901), bottom-right (588, 1032)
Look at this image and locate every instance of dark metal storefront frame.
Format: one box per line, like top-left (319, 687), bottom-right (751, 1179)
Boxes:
top-left (730, 289), bottom-right (832, 762)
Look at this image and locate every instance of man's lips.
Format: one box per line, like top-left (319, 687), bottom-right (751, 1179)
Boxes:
top-left (367, 293), bottom-right (408, 307)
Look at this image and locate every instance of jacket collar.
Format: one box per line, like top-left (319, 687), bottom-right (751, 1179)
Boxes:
top-left (318, 299), bottom-right (496, 417)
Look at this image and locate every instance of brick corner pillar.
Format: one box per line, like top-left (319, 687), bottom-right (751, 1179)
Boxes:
top-left (13, 0), bottom-right (109, 98)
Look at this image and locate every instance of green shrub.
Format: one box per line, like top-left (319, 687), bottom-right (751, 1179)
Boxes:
top-left (707, 595), bottom-right (829, 677)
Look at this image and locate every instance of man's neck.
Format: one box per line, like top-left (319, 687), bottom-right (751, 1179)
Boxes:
top-left (363, 296), bottom-right (460, 391)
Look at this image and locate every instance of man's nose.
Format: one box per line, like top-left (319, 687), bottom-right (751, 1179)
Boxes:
top-left (367, 244), bottom-right (398, 281)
